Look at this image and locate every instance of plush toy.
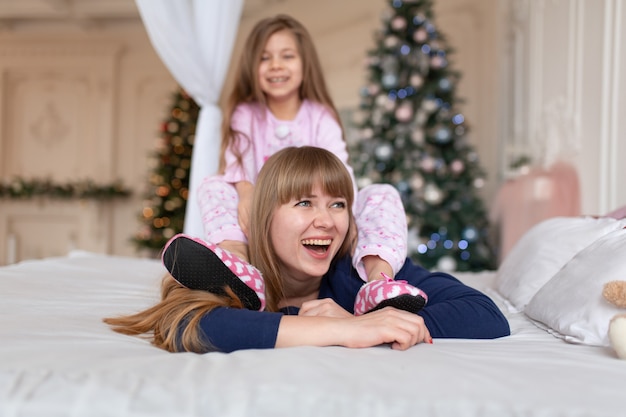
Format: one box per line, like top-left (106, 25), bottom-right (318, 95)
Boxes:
top-left (602, 281), bottom-right (626, 359)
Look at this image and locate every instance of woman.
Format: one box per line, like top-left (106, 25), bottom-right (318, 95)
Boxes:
top-left (105, 147), bottom-right (509, 353)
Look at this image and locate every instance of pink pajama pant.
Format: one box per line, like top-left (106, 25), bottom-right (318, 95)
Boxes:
top-left (197, 176), bottom-right (407, 282)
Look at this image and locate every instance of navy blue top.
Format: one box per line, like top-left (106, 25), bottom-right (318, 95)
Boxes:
top-left (194, 256), bottom-right (510, 353)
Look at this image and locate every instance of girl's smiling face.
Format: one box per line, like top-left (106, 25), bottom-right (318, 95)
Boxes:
top-left (258, 29), bottom-right (303, 109)
top-left (269, 184), bottom-right (349, 284)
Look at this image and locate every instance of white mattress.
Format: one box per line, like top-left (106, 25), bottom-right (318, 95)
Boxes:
top-left (1, 252), bottom-right (624, 417)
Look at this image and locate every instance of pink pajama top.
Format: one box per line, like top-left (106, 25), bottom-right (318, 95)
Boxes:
top-left (222, 100), bottom-right (356, 190)
top-left (213, 100), bottom-right (407, 279)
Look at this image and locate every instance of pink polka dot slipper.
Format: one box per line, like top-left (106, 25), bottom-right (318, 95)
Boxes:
top-left (354, 272), bottom-right (427, 316)
top-left (162, 234), bottom-right (265, 311)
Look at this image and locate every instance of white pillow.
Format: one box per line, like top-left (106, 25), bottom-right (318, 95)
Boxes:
top-left (524, 227), bottom-right (626, 346)
top-left (496, 216), bottom-right (626, 312)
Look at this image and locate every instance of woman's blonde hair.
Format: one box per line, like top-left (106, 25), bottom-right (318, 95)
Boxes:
top-left (219, 14), bottom-right (343, 173)
top-left (104, 146), bottom-right (356, 351)
top-left (103, 274), bottom-right (243, 353)
top-left (248, 146), bottom-right (356, 312)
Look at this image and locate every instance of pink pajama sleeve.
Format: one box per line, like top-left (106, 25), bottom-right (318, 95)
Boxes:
top-left (352, 184), bottom-right (408, 281)
top-left (197, 175), bottom-right (248, 245)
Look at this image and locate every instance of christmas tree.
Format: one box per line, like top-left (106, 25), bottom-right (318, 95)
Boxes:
top-left (133, 88), bottom-right (199, 254)
top-left (350, 0), bottom-right (495, 271)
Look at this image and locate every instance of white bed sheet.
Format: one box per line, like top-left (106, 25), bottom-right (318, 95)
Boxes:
top-left (1, 252), bottom-right (624, 417)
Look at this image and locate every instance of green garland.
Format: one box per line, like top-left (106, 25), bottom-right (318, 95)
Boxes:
top-left (0, 177), bottom-right (132, 200)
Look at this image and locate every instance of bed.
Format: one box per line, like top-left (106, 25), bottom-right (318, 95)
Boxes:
top-left (2, 216), bottom-right (626, 417)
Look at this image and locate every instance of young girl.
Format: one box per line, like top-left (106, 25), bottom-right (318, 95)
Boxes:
top-left (105, 147), bottom-right (510, 353)
top-left (190, 14), bottom-right (420, 315)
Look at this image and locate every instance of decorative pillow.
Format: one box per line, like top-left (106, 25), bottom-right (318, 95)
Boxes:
top-left (496, 216), bottom-right (626, 312)
top-left (524, 227), bottom-right (626, 346)
top-left (605, 205), bottom-right (626, 219)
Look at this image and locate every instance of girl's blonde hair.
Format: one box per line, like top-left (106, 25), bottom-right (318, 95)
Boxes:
top-left (249, 146), bottom-right (356, 312)
top-left (219, 14), bottom-right (343, 173)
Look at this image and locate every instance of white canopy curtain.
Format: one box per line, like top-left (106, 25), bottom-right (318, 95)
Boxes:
top-left (135, 0), bottom-right (244, 237)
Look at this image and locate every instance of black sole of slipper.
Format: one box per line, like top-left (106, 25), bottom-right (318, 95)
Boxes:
top-left (162, 236), bottom-right (261, 311)
top-left (365, 294), bottom-right (426, 315)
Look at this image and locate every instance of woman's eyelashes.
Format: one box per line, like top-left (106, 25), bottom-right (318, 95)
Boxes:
top-left (295, 200), bottom-right (312, 207)
top-left (294, 198), bottom-right (347, 209)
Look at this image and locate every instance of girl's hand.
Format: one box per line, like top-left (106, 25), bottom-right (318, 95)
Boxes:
top-left (343, 307), bottom-right (432, 350)
top-left (362, 255), bottom-right (394, 282)
top-left (237, 199), bottom-right (252, 238)
top-left (299, 298), bottom-right (352, 318)
top-left (235, 181), bottom-right (254, 238)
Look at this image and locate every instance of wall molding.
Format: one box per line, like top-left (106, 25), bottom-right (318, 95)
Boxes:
top-left (599, 0), bottom-right (622, 212)
top-left (0, 42), bottom-right (123, 58)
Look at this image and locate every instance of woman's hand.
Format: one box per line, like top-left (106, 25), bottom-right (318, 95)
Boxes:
top-left (341, 307), bottom-right (431, 350)
top-left (277, 306), bottom-right (431, 350)
top-left (298, 298), bottom-right (352, 318)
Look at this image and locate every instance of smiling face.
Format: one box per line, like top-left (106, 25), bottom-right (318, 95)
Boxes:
top-left (258, 29), bottom-right (303, 112)
top-left (269, 183), bottom-right (350, 285)
top-left (248, 146), bottom-right (356, 311)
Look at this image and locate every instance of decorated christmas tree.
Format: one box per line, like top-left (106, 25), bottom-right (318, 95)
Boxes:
top-left (350, 0), bottom-right (495, 271)
top-left (133, 88), bottom-right (199, 253)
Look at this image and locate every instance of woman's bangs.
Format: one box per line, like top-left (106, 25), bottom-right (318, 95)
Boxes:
top-left (319, 169), bottom-right (352, 202)
top-left (276, 169), bottom-right (315, 204)
top-left (277, 167), bottom-right (351, 206)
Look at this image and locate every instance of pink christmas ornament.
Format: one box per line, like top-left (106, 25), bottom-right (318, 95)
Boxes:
top-left (395, 104), bottom-right (413, 122)
top-left (473, 178), bottom-right (485, 189)
top-left (413, 28), bottom-right (428, 43)
top-left (368, 84), bottom-right (380, 95)
top-left (450, 159), bottom-right (465, 174)
top-left (420, 157), bottom-right (436, 172)
top-left (391, 16), bottom-right (407, 31)
top-left (430, 55), bottom-right (445, 69)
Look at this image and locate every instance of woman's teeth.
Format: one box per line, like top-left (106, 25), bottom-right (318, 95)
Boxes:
top-left (302, 239), bottom-right (331, 253)
top-left (301, 239), bottom-right (331, 246)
